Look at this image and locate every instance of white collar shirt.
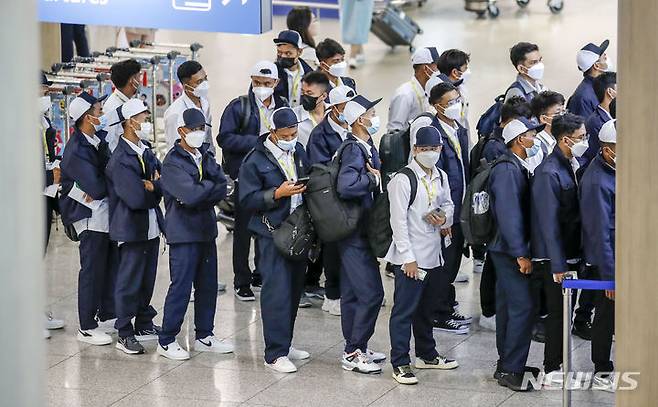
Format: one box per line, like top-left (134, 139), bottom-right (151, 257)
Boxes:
top-left (285, 62), bottom-right (304, 108)
top-left (256, 97), bottom-right (277, 137)
top-left (264, 137), bottom-right (302, 213)
top-left (386, 76), bottom-right (428, 132)
top-left (164, 92), bottom-right (214, 153)
top-left (103, 89), bottom-right (131, 152)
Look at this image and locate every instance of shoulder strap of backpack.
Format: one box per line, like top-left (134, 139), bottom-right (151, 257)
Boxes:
top-left (398, 167), bottom-right (418, 208)
top-left (238, 95), bottom-right (251, 133)
top-left (336, 139), bottom-right (371, 166)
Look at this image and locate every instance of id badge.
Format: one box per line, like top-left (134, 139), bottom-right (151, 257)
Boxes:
top-left (444, 235), bottom-right (452, 248)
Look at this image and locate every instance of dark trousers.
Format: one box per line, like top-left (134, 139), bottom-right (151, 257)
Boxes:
top-left (258, 236), bottom-right (306, 363)
top-left (305, 242), bottom-right (341, 299)
top-left (491, 252), bottom-right (533, 374)
top-left (77, 230), bottom-right (117, 330)
top-left (434, 224), bottom-right (464, 322)
top-left (60, 24), bottom-right (90, 62)
top-left (233, 181), bottom-right (260, 288)
top-left (45, 197), bottom-right (56, 252)
top-left (472, 245), bottom-right (486, 261)
top-left (115, 238), bottom-right (159, 338)
top-left (389, 265), bottom-right (440, 368)
top-left (531, 261), bottom-right (565, 372)
top-left (574, 264), bottom-right (596, 324)
top-left (480, 255), bottom-right (497, 317)
top-left (590, 268), bottom-right (615, 373)
top-left (159, 241), bottom-right (218, 346)
top-left (338, 234), bottom-right (384, 354)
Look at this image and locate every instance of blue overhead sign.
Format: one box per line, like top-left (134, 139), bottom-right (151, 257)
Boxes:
top-left (38, 0), bottom-right (272, 34)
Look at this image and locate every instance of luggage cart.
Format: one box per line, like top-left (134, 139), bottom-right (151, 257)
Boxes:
top-left (465, 0), bottom-right (564, 19)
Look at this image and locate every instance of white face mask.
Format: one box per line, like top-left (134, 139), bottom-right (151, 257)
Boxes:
top-left (364, 116), bottom-right (380, 136)
top-left (253, 86), bottom-right (274, 102)
top-left (191, 81), bottom-right (210, 99)
top-left (328, 61), bottom-right (347, 78)
top-left (276, 137), bottom-right (298, 152)
top-left (443, 102), bottom-right (462, 121)
top-left (185, 130), bottom-right (206, 148)
top-left (39, 96), bottom-right (51, 115)
top-left (569, 139), bottom-right (589, 158)
top-left (415, 150), bottom-right (440, 168)
top-left (603, 57), bottom-right (614, 72)
top-left (526, 62), bottom-right (545, 81)
top-left (458, 68), bottom-right (472, 84)
top-left (133, 120), bottom-right (152, 140)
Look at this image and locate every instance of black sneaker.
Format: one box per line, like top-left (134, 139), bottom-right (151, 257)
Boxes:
top-left (116, 336), bottom-right (145, 355)
top-left (298, 293), bottom-right (312, 308)
top-left (135, 325), bottom-right (160, 342)
top-left (494, 361), bottom-right (539, 381)
top-left (392, 365), bottom-right (418, 385)
top-left (433, 319), bottom-right (469, 334)
top-left (251, 276), bottom-right (262, 292)
top-left (532, 320), bottom-right (546, 343)
top-left (449, 310), bottom-right (472, 324)
top-left (385, 263), bottom-right (396, 279)
top-left (305, 285), bottom-right (325, 300)
top-left (235, 286), bottom-right (256, 302)
top-left (497, 372), bottom-right (533, 392)
top-left (572, 321), bottom-right (592, 341)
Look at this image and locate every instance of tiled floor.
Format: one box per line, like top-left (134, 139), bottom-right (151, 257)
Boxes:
top-left (48, 0), bottom-right (617, 405)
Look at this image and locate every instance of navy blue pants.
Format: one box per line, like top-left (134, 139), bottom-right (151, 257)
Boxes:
top-left (258, 236), bottom-right (306, 363)
top-left (338, 234), bottom-right (384, 354)
top-left (434, 224), bottom-right (464, 323)
top-left (78, 231), bottom-right (118, 330)
top-left (115, 238), bottom-right (159, 338)
top-left (159, 241), bottom-right (218, 346)
top-left (60, 24), bottom-right (90, 62)
top-left (233, 180), bottom-right (260, 289)
top-left (389, 265), bottom-right (440, 368)
top-left (491, 251), bottom-right (533, 374)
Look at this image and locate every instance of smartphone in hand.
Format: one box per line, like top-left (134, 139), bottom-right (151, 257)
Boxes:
top-left (294, 177), bottom-right (310, 187)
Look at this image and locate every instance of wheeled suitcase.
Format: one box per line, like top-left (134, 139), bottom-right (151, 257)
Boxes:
top-left (371, 4), bottom-right (422, 52)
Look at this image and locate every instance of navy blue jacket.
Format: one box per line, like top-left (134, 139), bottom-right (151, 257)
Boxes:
top-left (217, 90), bottom-right (288, 180)
top-left (59, 129), bottom-right (110, 226)
top-left (488, 151), bottom-right (532, 258)
top-left (327, 75), bottom-right (357, 92)
top-left (337, 135), bottom-right (381, 208)
top-left (105, 138), bottom-right (165, 242)
top-left (238, 136), bottom-right (310, 237)
top-left (583, 106), bottom-right (611, 166)
top-left (579, 155), bottom-right (616, 281)
top-left (567, 75), bottom-right (598, 119)
top-left (161, 142), bottom-right (228, 244)
top-left (433, 117), bottom-right (470, 217)
top-left (482, 127), bottom-right (507, 163)
top-left (530, 147), bottom-right (582, 272)
top-left (274, 58), bottom-right (314, 103)
top-left (307, 116), bottom-right (344, 165)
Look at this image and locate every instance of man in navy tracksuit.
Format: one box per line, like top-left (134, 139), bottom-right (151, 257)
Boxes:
top-left (59, 92), bottom-right (118, 346)
top-left (583, 71), bottom-right (616, 167)
top-left (238, 107), bottom-right (311, 373)
top-left (106, 99), bottom-right (163, 354)
top-left (336, 95), bottom-right (387, 375)
top-left (580, 119), bottom-right (617, 392)
top-left (567, 40), bottom-right (611, 119)
top-left (489, 117), bottom-right (544, 391)
top-left (158, 109), bottom-right (232, 361)
top-left (306, 85), bottom-right (356, 316)
top-left (218, 61), bottom-right (288, 300)
top-left (530, 113), bottom-right (587, 386)
top-left (427, 82), bottom-right (471, 333)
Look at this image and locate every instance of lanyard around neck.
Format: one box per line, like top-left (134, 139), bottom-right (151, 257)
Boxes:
top-left (277, 154), bottom-right (296, 181)
top-left (419, 176), bottom-right (435, 206)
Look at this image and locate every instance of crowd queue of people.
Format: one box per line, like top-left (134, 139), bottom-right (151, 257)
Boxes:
top-left (40, 14), bottom-right (617, 392)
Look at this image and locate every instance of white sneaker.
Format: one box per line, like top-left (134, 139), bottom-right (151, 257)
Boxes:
top-left (342, 350), bottom-right (382, 374)
top-left (592, 375), bottom-right (616, 393)
top-left (288, 346), bottom-right (310, 360)
top-left (96, 318), bottom-right (117, 334)
top-left (454, 271), bottom-right (469, 283)
top-left (472, 259), bottom-right (485, 274)
top-left (189, 290), bottom-right (195, 302)
top-left (415, 355), bottom-right (459, 370)
top-left (322, 297), bottom-right (341, 316)
top-left (44, 329), bottom-right (51, 339)
top-left (45, 312), bottom-right (65, 330)
top-left (157, 341), bottom-right (190, 360)
top-left (77, 328), bottom-right (112, 346)
top-left (365, 349), bottom-right (386, 363)
top-left (194, 336), bottom-right (234, 354)
top-left (479, 314), bottom-right (496, 331)
top-left (265, 356), bottom-right (297, 373)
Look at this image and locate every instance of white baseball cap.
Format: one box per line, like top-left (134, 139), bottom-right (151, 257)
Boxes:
top-left (107, 98), bottom-right (149, 127)
top-left (598, 119), bottom-right (617, 143)
top-left (502, 117), bottom-right (546, 144)
top-left (327, 85), bottom-right (356, 106)
top-left (250, 60), bottom-right (278, 80)
top-left (576, 40), bottom-right (609, 72)
top-left (343, 95), bottom-right (382, 125)
top-left (411, 46), bottom-right (440, 65)
top-left (69, 92), bottom-right (107, 121)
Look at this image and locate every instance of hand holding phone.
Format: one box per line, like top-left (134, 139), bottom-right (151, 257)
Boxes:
top-left (294, 177), bottom-right (310, 187)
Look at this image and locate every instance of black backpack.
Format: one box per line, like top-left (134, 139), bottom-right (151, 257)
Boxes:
top-left (468, 133), bottom-right (494, 179)
top-left (475, 83), bottom-right (525, 138)
top-left (460, 155), bottom-right (514, 246)
top-left (367, 167), bottom-right (419, 258)
top-left (305, 140), bottom-right (370, 243)
top-left (379, 112), bottom-right (435, 186)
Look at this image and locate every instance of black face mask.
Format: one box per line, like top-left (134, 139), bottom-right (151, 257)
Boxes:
top-left (300, 94), bottom-right (319, 111)
top-left (277, 56), bottom-right (297, 69)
